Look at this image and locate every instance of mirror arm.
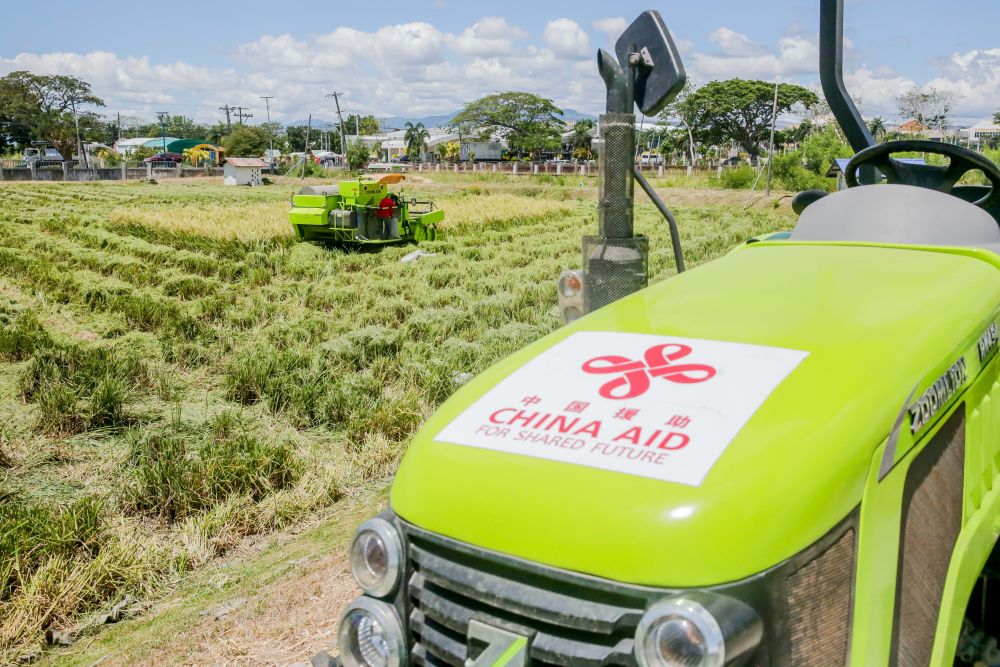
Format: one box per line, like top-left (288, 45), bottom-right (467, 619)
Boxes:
top-left (634, 167), bottom-right (685, 273)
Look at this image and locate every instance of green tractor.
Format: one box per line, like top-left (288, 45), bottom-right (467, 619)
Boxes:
top-left (333, 2), bottom-right (1000, 666)
top-left (288, 174), bottom-right (443, 245)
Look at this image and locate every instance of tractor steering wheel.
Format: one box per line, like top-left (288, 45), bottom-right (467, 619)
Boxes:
top-left (844, 139), bottom-right (1000, 210)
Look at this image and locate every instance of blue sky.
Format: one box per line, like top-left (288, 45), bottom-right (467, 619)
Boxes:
top-left (1, 0), bottom-right (997, 126)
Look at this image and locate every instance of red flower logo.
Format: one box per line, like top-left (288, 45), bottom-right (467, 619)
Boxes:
top-left (582, 343), bottom-right (716, 399)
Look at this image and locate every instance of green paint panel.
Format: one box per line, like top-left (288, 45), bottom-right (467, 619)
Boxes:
top-left (392, 243), bottom-right (1000, 587)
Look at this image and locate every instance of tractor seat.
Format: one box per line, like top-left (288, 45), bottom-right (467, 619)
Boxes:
top-left (790, 184), bottom-right (1000, 255)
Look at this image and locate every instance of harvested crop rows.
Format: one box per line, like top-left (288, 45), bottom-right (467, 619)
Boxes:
top-left (0, 176), bottom-right (792, 662)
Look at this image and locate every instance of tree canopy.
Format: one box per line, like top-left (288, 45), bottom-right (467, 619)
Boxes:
top-left (344, 114), bottom-right (381, 136)
top-left (404, 121), bottom-right (430, 159)
top-left (0, 71), bottom-right (105, 157)
top-left (451, 91), bottom-right (564, 158)
top-left (221, 126), bottom-right (268, 158)
top-left (896, 87), bottom-right (952, 129)
top-left (685, 79), bottom-right (818, 158)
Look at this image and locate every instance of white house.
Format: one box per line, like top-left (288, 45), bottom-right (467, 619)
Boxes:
top-left (965, 119), bottom-right (1000, 147)
top-left (223, 157), bottom-right (267, 186)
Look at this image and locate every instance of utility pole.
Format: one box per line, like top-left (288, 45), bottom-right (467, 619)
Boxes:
top-left (764, 80), bottom-right (780, 196)
top-left (302, 114), bottom-right (312, 180)
top-left (259, 95), bottom-right (274, 157)
top-left (233, 107), bottom-right (253, 126)
top-left (156, 111), bottom-right (169, 158)
top-left (219, 105), bottom-right (232, 133)
top-left (325, 92), bottom-right (347, 157)
top-left (70, 98), bottom-right (88, 168)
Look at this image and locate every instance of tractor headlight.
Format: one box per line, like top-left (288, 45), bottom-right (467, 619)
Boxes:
top-left (635, 596), bottom-right (761, 667)
top-left (558, 270), bottom-right (583, 298)
top-left (338, 597), bottom-right (406, 667)
top-left (557, 270), bottom-right (586, 324)
top-left (349, 518), bottom-right (403, 598)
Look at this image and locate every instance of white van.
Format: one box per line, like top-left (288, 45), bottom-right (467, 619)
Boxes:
top-left (639, 151), bottom-right (663, 166)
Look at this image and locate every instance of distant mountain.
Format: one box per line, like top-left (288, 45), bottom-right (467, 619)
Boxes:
top-left (286, 107), bottom-right (596, 132)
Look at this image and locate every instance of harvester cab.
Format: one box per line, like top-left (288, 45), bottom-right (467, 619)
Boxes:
top-left (335, 1), bottom-right (1000, 666)
top-left (288, 173), bottom-right (443, 246)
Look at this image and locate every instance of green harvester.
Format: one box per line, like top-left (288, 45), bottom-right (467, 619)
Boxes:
top-left (288, 174), bottom-right (443, 245)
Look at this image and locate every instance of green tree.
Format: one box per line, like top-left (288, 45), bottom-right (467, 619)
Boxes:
top-left (346, 140), bottom-right (370, 170)
top-left (221, 126), bottom-right (268, 157)
top-left (993, 109), bottom-right (1000, 125)
top-left (800, 125), bottom-right (852, 175)
top-left (896, 87), bottom-right (952, 131)
top-left (867, 117), bottom-right (887, 143)
top-left (0, 71), bottom-right (105, 157)
top-left (344, 114), bottom-right (381, 136)
top-left (451, 92), bottom-right (564, 159)
top-left (284, 125), bottom-right (313, 153)
top-left (659, 80), bottom-right (700, 164)
top-left (437, 141), bottom-right (461, 162)
top-left (570, 118), bottom-right (594, 152)
top-left (776, 119), bottom-right (815, 147)
top-left (686, 79), bottom-right (818, 159)
top-left (404, 121), bottom-right (430, 160)
top-left (133, 114), bottom-right (208, 140)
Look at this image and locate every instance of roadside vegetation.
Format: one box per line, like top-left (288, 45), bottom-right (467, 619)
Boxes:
top-left (0, 174), bottom-right (794, 663)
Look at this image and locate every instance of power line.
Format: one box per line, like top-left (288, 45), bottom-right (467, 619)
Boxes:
top-left (218, 105), bottom-right (232, 133)
top-left (260, 95), bottom-right (275, 159)
top-left (233, 106), bottom-right (253, 125)
top-left (156, 111), bottom-right (169, 156)
top-left (325, 91), bottom-right (347, 156)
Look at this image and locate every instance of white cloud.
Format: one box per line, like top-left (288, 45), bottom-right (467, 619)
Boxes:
top-left (707, 27), bottom-right (770, 57)
top-left (3, 18), bottom-right (995, 127)
top-left (926, 48), bottom-right (1000, 119)
top-left (842, 66), bottom-right (914, 116)
top-left (689, 34), bottom-right (817, 80)
top-left (446, 17), bottom-right (525, 57)
top-left (592, 17), bottom-right (627, 44)
top-left (543, 18), bottom-right (591, 59)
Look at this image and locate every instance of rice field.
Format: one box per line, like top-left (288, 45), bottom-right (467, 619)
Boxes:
top-left (0, 174), bottom-right (794, 663)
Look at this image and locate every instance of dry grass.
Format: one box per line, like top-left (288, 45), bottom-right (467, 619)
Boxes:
top-left (436, 193), bottom-right (575, 232)
top-left (109, 202), bottom-right (294, 242)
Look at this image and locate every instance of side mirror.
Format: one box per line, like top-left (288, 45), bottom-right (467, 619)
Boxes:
top-left (614, 10), bottom-right (687, 115)
top-left (792, 189), bottom-right (828, 215)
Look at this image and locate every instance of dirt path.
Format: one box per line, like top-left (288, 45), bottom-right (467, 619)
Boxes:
top-left (48, 494), bottom-right (385, 667)
top-left (170, 552), bottom-right (356, 666)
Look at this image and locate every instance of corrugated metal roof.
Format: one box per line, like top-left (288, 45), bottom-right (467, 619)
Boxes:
top-left (225, 157), bottom-right (268, 167)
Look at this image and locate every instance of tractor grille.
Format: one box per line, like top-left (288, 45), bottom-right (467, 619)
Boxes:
top-left (785, 528), bottom-right (855, 666)
top-left (403, 526), bottom-right (648, 666)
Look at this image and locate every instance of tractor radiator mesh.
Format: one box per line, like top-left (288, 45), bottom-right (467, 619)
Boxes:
top-left (597, 112), bottom-right (635, 238)
top-left (891, 408), bottom-right (965, 667)
top-left (582, 235), bottom-right (648, 313)
top-left (786, 528), bottom-right (855, 666)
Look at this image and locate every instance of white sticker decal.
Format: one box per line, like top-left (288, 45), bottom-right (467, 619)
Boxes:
top-left (435, 331), bottom-right (808, 486)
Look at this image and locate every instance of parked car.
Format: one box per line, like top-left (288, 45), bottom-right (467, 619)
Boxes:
top-left (639, 151), bottom-right (663, 166)
top-left (723, 156), bottom-right (744, 167)
top-left (22, 147), bottom-right (64, 164)
top-left (144, 152), bottom-right (183, 163)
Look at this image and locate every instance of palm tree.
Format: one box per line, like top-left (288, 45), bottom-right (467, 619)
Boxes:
top-left (868, 116), bottom-right (887, 142)
top-left (994, 109), bottom-right (1000, 125)
top-left (404, 122), bottom-right (430, 160)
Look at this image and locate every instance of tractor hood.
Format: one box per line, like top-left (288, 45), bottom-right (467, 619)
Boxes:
top-left (391, 242), bottom-right (1000, 587)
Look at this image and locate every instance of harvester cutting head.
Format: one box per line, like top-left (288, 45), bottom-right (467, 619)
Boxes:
top-left (288, 174), bottom-right (443, 246)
